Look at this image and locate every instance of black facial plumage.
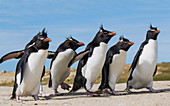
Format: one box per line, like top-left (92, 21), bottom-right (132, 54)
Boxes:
top-left (65, 36), bottom-right (84, 50)
top-left (34, 28), bottom-right (51, 50)
top-left (118, 36), bottom-right (134, 51)
top-left (92, 25), bottom-right (116, 44)
top-left (146, 24), bottom-right (160, 40)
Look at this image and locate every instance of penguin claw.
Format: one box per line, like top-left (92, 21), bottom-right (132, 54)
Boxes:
top-left (17, 100), bottom-right (23, 103)
top-left (103, 89), bottom-right (111, 94)
top-left (61, 82), bottom-right (71, 91)
top-left (124, 87), bottom-right (132, 94)
top-left (54, 90), bottom-right (63, 96)
top-left (33, 95), bottom-right (40, 101)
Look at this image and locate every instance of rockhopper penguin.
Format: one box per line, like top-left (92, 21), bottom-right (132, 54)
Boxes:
top-left (0, 29), bottom-right (54, 97)
top-left (126, 25), bottom-right (161, 93)
top-left (11, 29), bottom-right (52, 102)
top-left (98, 36), bottom-right (134, 95)
top-left (70, 25), bottom-right (116, 96)
top-left (48, 36), bottom-right (85, 95)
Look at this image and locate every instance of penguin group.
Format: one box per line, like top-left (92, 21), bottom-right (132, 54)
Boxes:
top-left (0, 24), bottom-right (162, 102)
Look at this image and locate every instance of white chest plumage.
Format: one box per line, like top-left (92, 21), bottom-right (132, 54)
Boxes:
top-left (16, 49), bottom-right (48, 96)
top-left (50, 49), bottom-right (75, 89)
top-left (109, 50), bottom-right (127, 89)
top-left (131, 40), bottom-right (158, 89)
top-left (82, 42), bottom-right (108, 89)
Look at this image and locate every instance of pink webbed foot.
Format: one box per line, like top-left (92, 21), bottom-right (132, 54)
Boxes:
top-left (102, 89), bottom-right (111, 94)
top-left (33, 95), bottom-right (40, 101)
top-left (16, 96), bottom-right (23, 102)
top-left (125, 86), bottom-right (132, 93)
top-left (111, 90), bottom-right (123, 95)
top-left (39, 90), bottom-right (50, 97)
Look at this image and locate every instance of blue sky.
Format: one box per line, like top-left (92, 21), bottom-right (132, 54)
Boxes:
top-left (0, 0), bottom-right (170, 72)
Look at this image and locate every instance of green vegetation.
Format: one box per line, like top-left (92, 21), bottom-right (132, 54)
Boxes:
top-left (0, 81), bottom-right (14, 86)
top-left (1, 63), bottom-right (170, 87)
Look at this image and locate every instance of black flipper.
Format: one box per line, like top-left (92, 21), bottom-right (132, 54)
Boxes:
top-left (68, 50), bottom-right (89, 67)
top-left (98, 61), bottom-right (110, 90)
top-left (47, 51), bottom-right (55, 59)
top-left (70, 61), bottom-right (87, 92)
top-left (70, 52), bottom-right (89, 92)
top-left (20, 52), bottom-right (30, 84)
top-left (48, 50), bottom-right (60, 88)
top-left (153, 65), bottom-right (157, 76)
top-left (128, 40), bottom-right (148, 81)
top-left (0, 50), bottom-right (24, 63)
top-left (98, 45), bottom-right (120, 91)
top-left (71, 43), bottom-right (95, 92)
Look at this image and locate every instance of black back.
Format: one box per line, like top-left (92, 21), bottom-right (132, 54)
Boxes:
top-left (71, 25), bottom-right (116, 92)
top-left (99, 36), bottom-right (134, 90)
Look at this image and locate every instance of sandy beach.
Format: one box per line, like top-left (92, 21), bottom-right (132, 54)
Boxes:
top-left (0, 81), bottom-right (170, 106)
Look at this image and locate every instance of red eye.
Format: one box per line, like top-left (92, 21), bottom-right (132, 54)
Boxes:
top-left (103, 34), bottom-right (106, 36)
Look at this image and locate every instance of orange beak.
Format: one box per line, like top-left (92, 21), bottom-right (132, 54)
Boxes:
top-left (77, 42), bottom-right (85, 46)
top-left (155, 30), bottom-right (160, 33)
top-left (108, 31), bottom-right (116, 36)
top-left (44, 37), bottom-right (52, 42)
top-left (129, 41), bottom-right (134, 45)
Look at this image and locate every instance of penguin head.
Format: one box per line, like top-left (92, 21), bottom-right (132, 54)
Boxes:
top-left (93, 25), bottom-right (116, 44)
top-left (64, 36), bottom-right (85, 50)
top-left (146, 24), bottom-right (160, 40)
top-left (35, 28), bottom-right (52, 49)
top-left (37, 28), bottom-right (52, 42)
top-left (118, 36), bottom-right (134, 51)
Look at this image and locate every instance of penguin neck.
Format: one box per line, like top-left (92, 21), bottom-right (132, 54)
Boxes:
top-left (99, 42), bottom-right (108, 49)
top-left (147, 39), bottom-right (158, 48)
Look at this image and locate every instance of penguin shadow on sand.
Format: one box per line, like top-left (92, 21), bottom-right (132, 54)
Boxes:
top-left (46, 91), bottom-right (110, 100)
top-left (122, 88), bottom-right (170, 95)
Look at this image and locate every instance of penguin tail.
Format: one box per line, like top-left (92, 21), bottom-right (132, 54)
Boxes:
top-left (71, 75), bottom-right (87, 92)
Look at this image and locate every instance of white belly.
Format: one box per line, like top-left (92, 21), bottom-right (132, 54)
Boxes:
top-left (16, 49), bottom-right (48, 96)
top-left (130, 40), bottom-right (158, 89)
top-left (109, 50), bottom-right (127, 90)
top-left (83, 42), bottom-right (108, 89)
top-left (51, 49), bottom-right (75, 89)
